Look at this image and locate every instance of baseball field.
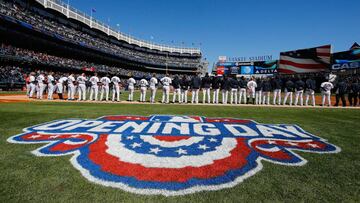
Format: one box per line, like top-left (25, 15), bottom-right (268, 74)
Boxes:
top-left (0, 92), bottom-right (359, 202)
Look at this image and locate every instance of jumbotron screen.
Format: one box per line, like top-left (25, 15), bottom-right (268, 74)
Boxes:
top-left (215, 60), bottom-right (278, 75)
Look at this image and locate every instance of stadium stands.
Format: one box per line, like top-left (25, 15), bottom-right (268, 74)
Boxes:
top-left (0, 0), bottom-right (203, 72)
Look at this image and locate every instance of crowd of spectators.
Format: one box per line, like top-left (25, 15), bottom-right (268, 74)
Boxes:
top-left (0, 43), bottom-right (173, 79)
top-left (0, 0), bottom-right (201, 68)
top-left (0, 65), bottom-right (24, 84)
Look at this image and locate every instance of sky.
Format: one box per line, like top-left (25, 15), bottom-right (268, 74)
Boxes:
top-left (69, 0), bottom-right (360, 71)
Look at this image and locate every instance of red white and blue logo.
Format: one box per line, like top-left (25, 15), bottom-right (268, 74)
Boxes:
top-left (7, 115), bottom-right (340, 196)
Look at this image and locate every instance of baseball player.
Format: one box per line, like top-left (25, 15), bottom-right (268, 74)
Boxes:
top-left (161, 74), bottom-right (172, 104)
top-left (255, 78), bottom-right (263, 105)
top-left (100, 75), bottom-right (111, 101)
top-left (283, 78), bottom-right (295, 106)
top-left (229, 75), bottom-right (239, 104)
top-left (67, 73), bottom-right (76, 100)
top-left (77, 73), bottom-right (87, 101)
top-left (305, 76), bottom-right (316, 106)
top-left (28, 72), bottom-right (36, 98)
top-left (111, 75), bottom-right (121, 102)
top-left (47, 72), bottom-right (55, 100)
top-left (180, 75), bottom-right (189, 103)
top-left (190, 73), bottom-right (201, 104)
top-left (348, 78), bottom-right (359, 106)
top-left (294, 77), bottom-right (305, 106)
top-left (25, 74), bottom-right (30, 97)
top-left (238, 76), bottom-right (247, 104)
top-left (201, 73), bottom-right (212, 104)
top-left (36, 72), bottom-right (46, 100)
top-left (272, 76), bottom-right (283, 105)
top-left (139, 76), bottom-right (149, 102)
top-left (172, 75), bottom-right (181, 103)
top-left (320, 80), bottom-right (334, 107)
top-left (127, 76), bottom-right (136, 101)
top-left (149, 74), bottom-right (158, 103)
top-left (221, 75), bottom-right (230, 104)
top-left (56, 74), bottom-right (67, 100)
top-left (212, 75), bottom-right (221, 104)
top-left (89, 73), bottom-right (99, 101)
top-left (334, 78), bottom-right (348, 107)
top-left (247, 77), bottom-right (257, 104)
top-left (262, 78), bottom-right (272, 105)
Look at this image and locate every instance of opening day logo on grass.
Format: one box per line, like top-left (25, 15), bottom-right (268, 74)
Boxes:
top-left (7, 115), bottom-right (340, 196)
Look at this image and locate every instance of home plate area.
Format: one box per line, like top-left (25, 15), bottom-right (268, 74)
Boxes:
top-left (7, 115), bottom-right (340, 196)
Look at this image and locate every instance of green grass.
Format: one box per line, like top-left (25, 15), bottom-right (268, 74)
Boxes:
top-left (0, 102), bottom-right (359, 202)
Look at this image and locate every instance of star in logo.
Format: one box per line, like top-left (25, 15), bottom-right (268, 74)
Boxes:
top-left (175, 148), bottom-right (187, 155)
top-left (130, 142), bottom-right (141, 148)
top-left (208, 138), bottom-right (217, 142)
top-left (198, 144), bottom-right (209, 150)
top-left (149, 147), bottom-right (162, 154)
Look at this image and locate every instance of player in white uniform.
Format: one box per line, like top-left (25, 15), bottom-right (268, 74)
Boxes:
top-left (89, 73), bottom-right (99, 101)
top-left (149, 74), bottom-right (158, 103)
top-left (67, 74), bottom-right (76, 100)
top-left (161, 75), bottom-right (172, 104)
top-left (56, 75), bottom-right (67, 100)
top-left (247, 77), bottom-right (257, 104)
top-left (28, 72), bottom-right (36, 98)
top-left (139, 77), bottom-right (149, 102)
top-left (36, 73), bottom-right (46, 100)
top-left (77, 73), bottom-right (87, 101)
top-left (127, 77), bottom-right (136, 101)
top-left (100, 76), bottom-right (111, 101)
top-left (111, 75), bottom-right (121, 102)
top-left (47, 72), bottom-right (55, 100)
top-left (321, 81), bottom-right (334, 107)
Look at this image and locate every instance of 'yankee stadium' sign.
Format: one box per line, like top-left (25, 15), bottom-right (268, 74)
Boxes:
top-left (8, 115), bottom-right (340, 196)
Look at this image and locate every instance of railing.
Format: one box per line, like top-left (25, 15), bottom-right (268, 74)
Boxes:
top-left (35, 0), bottom-right (201, 55)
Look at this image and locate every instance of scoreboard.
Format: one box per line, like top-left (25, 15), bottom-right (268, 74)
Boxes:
top-left (215, 60), bottom-right (278, 75)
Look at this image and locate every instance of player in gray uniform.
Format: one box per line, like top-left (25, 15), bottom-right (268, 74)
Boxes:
top-left (294, 77), bottom-right (305, 106)
top-left (201, 73), bottom-right (212, 104)
top-left (255, 78), bottom-right (263, 105)
top-left (221, 75), bottom-right (230, 104)
top-left (305, 77), bottom-right (316, 106)
top-left (180, 75), bottom-right (190, 103)
top-left (172, 75), bottom-right (181, 103)
top-left (190, 73), bottom-right (201, 104)
top-left (238, 76), bottom-right (247, 104)
top-left (149, 74), bottom-right (158, 103)
top-left (283, 78), bottom-right (295, 106)
top-left (229, 75), bottom-right (239, 104)
top-left (262, 78), bottom-right (272, 105)
top-left (77, 73), bottom-right (87, 101)
top-left (111, 75), bottom-right (121, 102)
top-left (47, 72), bottom-right (55, 100)
top-left (272, 76), bottom-right (283, 105)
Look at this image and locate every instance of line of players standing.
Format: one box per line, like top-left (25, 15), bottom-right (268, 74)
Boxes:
top-left (26, 71), bottom-right (360, 107)
top-left (27, 72), bottom-right (121, 101)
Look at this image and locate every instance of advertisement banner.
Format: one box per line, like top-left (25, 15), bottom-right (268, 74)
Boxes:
top-left (253, 60), bottom-right (278, 74)
top-left (240, 66), bottom-right (254, 74)
top-left (331, 49), bottom-right (360, 70)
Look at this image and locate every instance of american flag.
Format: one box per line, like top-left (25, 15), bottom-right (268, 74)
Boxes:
top-left (279, 45), bottom-right (331, 74)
